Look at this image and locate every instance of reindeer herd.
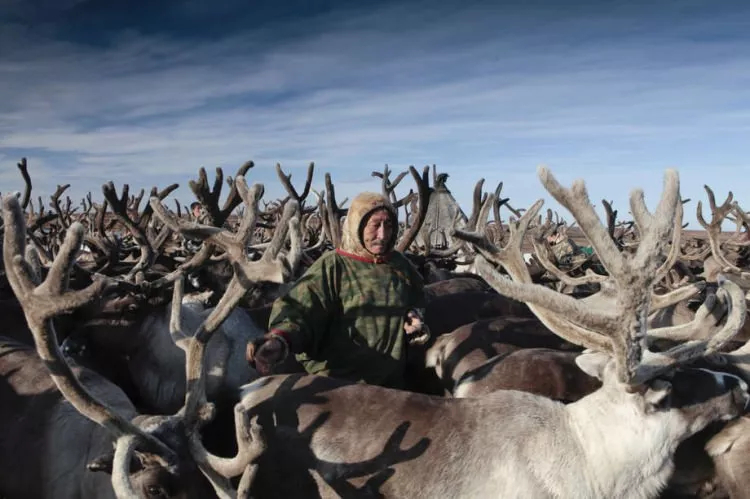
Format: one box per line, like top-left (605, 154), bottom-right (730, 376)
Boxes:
top-left (1, 158), bottom-right (750, 498)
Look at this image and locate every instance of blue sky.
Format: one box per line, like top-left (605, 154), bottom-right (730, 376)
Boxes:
top-left (1, 0), bottom-right (749, 228)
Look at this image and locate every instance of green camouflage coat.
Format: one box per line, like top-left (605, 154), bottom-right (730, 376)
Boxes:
top-left (551, 238), bottom-right (589, 268)
top-left (268, 192), bottom-right (424, 388)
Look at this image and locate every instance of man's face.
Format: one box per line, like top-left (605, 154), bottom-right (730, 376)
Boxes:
top-left (363, 209), bottom-right (394, 255)
top-left (547, 233), bottom-right (563, 245)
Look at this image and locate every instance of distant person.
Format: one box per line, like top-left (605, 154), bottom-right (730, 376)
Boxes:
top-left (547, 232), bottom-right (590, 267)
top-left (190, 202), bottom-right (203, 220)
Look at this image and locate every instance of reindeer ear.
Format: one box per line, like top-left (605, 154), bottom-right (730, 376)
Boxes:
top-left (87, 452), bottom-right (114, 473)
top-left (575, 351), bottom-right (610, 380)
top-left (424, 336), bottom-right (447, 369)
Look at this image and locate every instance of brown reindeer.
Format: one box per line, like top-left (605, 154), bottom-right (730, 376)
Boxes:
top-left (424, 316), bottom-right (590, 396)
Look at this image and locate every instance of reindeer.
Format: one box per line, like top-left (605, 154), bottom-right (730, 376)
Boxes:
top-left (232, 166), bottom-right (750, 498)
top-left (659, 191), bottom-right (750, 498)
top-left (424, 316), bottom-right (595, 398)
top-left (450, 347), bottom-right (601, 400)
top-left (0, 177), bottom-right (284, 498)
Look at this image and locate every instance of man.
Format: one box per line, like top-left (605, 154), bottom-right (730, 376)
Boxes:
top-left (190, 202), bottom-right (203, 220)
top-left (547, 232), bottom-right (586, 268)
top-left (246, 192), bottom-right (429, 389)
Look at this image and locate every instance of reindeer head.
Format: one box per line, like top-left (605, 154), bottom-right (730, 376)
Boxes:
top-left (86, 416), bottom-right (215, 499)
top-left (577, 350), bottom-right (748, 439)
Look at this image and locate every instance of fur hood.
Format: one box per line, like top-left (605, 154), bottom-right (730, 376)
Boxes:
top-left (339, 192), bottom-right (398, 258)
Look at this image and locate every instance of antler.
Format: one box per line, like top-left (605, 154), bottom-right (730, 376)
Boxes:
top-left (372, 165), bottom-right (413, 208)
top-left (153, 178), bottom-right (293, 490)
top-left (316, 173), bottom-right (347, 248)
top-left (17, 158), bottom-right (32, 210)
top-left (2, 194), bottom-right (177, 462)
top-left (454, 167), bottom-right (746, 386)
top-left (697, 185), bottom-right (740, 273)
top-left (49, 184), bottom-right (72, 229)
top-left (189, 161), bottom-right (254, 228)
top-left (277, 162), bottom-right (314, 208)
top-left (102, 182), bottom-right (156, 282)
top-left (396, 166), bottom-right (430, 253)
top-left (529, 223), bottom-right (608, 288)
top-left (151, 176), bottom-right (300, 425)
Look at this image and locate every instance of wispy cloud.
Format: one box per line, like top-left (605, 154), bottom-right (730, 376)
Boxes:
top-left (1, 1), bottom-right (749, 226)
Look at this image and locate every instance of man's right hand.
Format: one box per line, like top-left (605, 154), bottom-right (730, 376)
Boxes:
top-left (246, 334), bottom-right (289, 375)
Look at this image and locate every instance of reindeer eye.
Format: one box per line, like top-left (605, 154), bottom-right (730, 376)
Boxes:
top-left (146, 485), bottom-right (167, 498)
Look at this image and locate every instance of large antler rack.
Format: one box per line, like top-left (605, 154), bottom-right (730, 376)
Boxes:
top-left (152, 180), bottom-right (298, 418)
top-left (700, 201), bottom-right (750, 383)
top-left (4, 186), bottom-right (278, 498)
top-left (453, 166), bottom-right (746, 386)
top-left (188, 161), bottom-right (254, 228)
top-left (276, 162), bottom-right (315, 211)
top-left (102, 181), bottom-right (175, 283)
top-left (12, 162), bottom-right (59, 261)
top-left (697, 186), bottom-right (740, 272)
top-left (373, 165), bottom-right (415, 209)
top-left (175, 163), bottom-right (256, 292)
top-left (2, 195), bottom-right (181, 474)
top-left (726, 203), bottom-right (750, 245)
top-left (489, 181), bottom-right (521, 246)
top-left (79, 198), bottom-right (124, 275)
top-left (49, 183), bottom-right (74, 230)
top-left (696, 187), bottom-right (750, 291)
top-left (151, 176), bottom-right (297, 493)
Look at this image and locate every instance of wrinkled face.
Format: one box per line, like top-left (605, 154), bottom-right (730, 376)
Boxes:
top-left (546, 233), bottom-right (564, 245)
top-left (362, 209), bottom-right (393, 256)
